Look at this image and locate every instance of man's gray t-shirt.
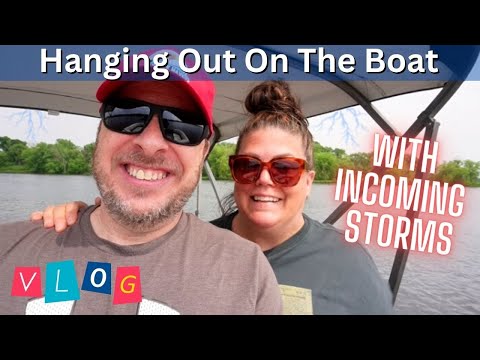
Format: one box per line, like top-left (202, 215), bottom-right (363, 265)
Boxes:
top-left (0, 206), bottom-right (282, 315)
top-left (211, 212), bottom-right (393, 315)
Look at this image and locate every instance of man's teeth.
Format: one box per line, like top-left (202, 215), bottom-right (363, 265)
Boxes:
top-left (253, 196), bottom-right (280, 202)
top-left (127, 166), bottom-right (167, 181)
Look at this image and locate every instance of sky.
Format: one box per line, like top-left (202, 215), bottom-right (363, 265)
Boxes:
top-left (1, 59), bottom-right (479, 163)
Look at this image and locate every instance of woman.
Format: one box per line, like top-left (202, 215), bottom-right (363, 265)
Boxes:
top-left (31, 80), bottom-right (393, 315)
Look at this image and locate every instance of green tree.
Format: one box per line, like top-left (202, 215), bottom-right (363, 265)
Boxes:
top-left (5, 142), bottom-right (28, 165)
top-left (0, 136), bottom-right (13, 152)
top-left (434, 160), bottom-right (468, 185)
top-left (50, 139), bottom-right (81, 174)
top-left (0, 151), bottom-right (8, 167)
top-left (82, 143), bottom-right (95, 174)
top-left (313, 142), bottom-right (332, 153)
top-left (463, 160), bottom-right (480, 185)
top-left (314, 152), bottom-right (338, 181)
top-left (207, 143), bottom-right (235, 180)
top-left (67, 152), bottom-right (90, 174)
top-left (333, 148), bottom-right (347, 159)
top-left (22, 143), bottom-right (52, 173)
top-left (348, 152), bottom-right (372, 172)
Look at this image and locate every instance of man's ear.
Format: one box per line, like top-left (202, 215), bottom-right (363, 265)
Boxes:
top-left (202, 139), bottom-right (211, 160)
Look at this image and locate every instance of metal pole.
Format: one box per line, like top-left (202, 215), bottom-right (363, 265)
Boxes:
top-left (204, 160), bottom-right (226, 215)
top-left (388, 118), bottom-right (440, 304)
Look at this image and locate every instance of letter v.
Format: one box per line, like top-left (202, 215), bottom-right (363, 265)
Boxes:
top-left (20, 272), bottom-right (37, 291)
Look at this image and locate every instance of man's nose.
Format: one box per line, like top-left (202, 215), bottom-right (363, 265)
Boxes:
top-left (132, 115), bottom-right (170, 155)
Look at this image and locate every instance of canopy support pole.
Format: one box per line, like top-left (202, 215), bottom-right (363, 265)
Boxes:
top-left (388, 118), bottom-right (440, 304)
top-left (204, 160), bottom-right (226, 216)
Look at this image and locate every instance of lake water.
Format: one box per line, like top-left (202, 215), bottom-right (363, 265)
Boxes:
top-left (1, 173), bottom-right (479, 315)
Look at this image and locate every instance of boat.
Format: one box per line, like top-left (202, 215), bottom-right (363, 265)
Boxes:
top-left (1, 44), bottom-right (479, 305)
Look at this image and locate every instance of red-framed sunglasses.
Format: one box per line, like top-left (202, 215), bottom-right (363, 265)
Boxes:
top-left (229, 155), bottom-right (306, 187)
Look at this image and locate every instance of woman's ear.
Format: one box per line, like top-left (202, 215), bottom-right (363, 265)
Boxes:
top-left (305, 170), bottom-right (316, 196)
top-left (307, 170), bottom-right (315, 185)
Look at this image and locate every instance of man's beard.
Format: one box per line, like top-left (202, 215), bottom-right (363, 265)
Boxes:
top-left (92, 148), bottom-right (201, 232)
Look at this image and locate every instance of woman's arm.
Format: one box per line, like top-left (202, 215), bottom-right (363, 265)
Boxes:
top-left (30, 198), bottom-right (100, 232)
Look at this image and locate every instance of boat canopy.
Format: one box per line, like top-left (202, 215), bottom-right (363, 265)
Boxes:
top-left (1, 45), bottom-right (479, 143)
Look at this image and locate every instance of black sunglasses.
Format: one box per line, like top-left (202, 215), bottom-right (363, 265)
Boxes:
top-left (100, 98), bottom-right (210, 146)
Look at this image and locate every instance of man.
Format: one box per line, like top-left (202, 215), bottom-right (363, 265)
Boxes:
top-left (0, 48), bottom-right (282, 315)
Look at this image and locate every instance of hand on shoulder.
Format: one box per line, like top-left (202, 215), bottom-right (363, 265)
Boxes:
top-left (29, 198), bottom-right (100, 233)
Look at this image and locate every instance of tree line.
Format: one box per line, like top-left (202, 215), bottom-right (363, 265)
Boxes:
top-left (1, 136), bottom-right (479, 186)
top-left (0, 136), bottom-right (94, 175)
